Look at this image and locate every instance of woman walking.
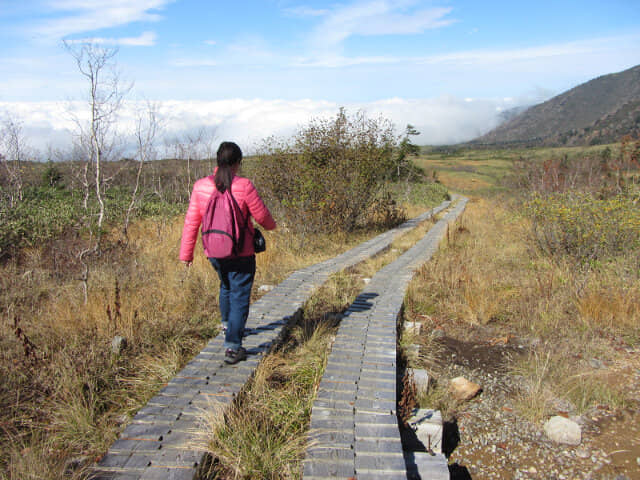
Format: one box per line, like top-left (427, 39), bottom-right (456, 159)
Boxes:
top-left (180, 141), bottom-right (276, 364)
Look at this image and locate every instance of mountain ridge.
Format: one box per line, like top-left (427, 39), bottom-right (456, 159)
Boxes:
top-left (472, 64), bottom-right (640, 146)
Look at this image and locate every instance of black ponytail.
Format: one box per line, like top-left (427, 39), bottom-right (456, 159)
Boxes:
top-left (214, 141), bottom-right (242, 192)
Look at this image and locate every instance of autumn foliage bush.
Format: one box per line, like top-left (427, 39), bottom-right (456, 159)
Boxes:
top-left (522, 137), bottom-right (640, 263)
top-left (249, 109), bottom-right (405, 234)
top-left (526, 192), bottom-right (640, 261)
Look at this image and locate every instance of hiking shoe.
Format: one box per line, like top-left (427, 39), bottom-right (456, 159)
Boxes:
top-left (224, 347), bottom-right (247, 364)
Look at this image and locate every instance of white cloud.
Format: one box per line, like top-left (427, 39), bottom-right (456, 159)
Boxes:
top-left (422, 41), bottom-right (604, 66)
top-left (33, 0), bottom-right (173, 41)
top-left (66, 31), bottom-right (157, 46)
top-left (227, 35), bottom-right (277, 62)
top-left (283, 6), bottom-right (329, 17)
top-left (292, 54), bottom-right (403, 68)
top-left (364, 96), bottom-right (504, 145)
top-left (169, 57), bottom-right (218, 67)
top-left (291, 33), bottom-right (640, 71)
top-left (204, 40), bottom-right (217, 46)
top-left (0, 96), bottom-right (514, 156)
top-left (308, 1), bottom-right (455, 54)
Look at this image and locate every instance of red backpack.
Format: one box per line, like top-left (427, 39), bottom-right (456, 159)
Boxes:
top-left (201, 178), bottom-right (248, 259)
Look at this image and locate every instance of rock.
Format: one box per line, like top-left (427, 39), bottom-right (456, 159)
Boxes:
top-left (404, 451), bottom-right (449, 480)
top-left (258, 284), bottom-right (275, 292)
top-left (403, 321), bottom-right (422, 335)
top-left (111, 335), bottom-right (127, 355)
top-left (575, 447), bottom-right (590, 458)
top-left (432, 328), bottom-right (445, 339)
top-left (362, 277), bottom-right (371, 284)
top-left (544, 416), bottom-right (582, 445)
top-left (407, 409), bottom-right (443, 453)
top-left (589, 358), bottom-right (605, 369)
top-left (570, 415), bottom-right (586, 426)
top-left (411, 368), bottom-right (430, 394)
top-left (64, 456), bottom-right (90, 474)
top-left (449, 377), bottom-right (482, 401)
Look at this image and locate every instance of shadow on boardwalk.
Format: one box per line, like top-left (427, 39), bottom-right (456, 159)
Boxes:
top-left (91, 199), bottom-right (462, 480)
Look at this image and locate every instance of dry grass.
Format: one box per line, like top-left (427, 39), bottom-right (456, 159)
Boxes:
top-left (574, 268), bottom-right (640, 333)
top-left (398, 322), bottom-right (453, 418)
top-left (1, 217), bottom-right (217, 478)
top-left (512, 346), bottom-right (629, 423)
top-left (197, 331), bottom-right (326, 480)
top-left (437, 172), bottom-right (492, 192)
top-left (0, 175), bottom-right (447, 479)
top-left (0, 213), bottom-right (377, 479)
top-left (404, 195), bottom-right (639, 422)
top-left (406, 197), bottom-right (526, 328)
top-left (198, 270), bottom-right (363, 480)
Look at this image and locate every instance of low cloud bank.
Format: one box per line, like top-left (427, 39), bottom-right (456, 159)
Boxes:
top-left (0, 96), bottom-right (530, 159)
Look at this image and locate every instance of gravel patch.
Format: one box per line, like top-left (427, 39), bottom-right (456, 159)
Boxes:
top-left (420, 328), bottom-right (640, 480)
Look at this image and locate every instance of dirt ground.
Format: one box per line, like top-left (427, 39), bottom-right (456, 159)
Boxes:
top-left (428, 321), bottom-right (640, 480)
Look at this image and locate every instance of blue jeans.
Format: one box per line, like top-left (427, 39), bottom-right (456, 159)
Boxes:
top-left (209, 256), bottom-right (256, 350)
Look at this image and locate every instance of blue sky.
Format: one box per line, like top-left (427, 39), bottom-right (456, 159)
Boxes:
top-left (1, 0), bottom-right (640, 150)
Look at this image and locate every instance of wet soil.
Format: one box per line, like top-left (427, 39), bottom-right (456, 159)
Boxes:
top-left (426, 323), bottom-right (640, 479)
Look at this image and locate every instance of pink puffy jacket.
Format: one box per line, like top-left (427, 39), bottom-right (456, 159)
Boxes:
top-left (179, 172), bottom-right (276, 262)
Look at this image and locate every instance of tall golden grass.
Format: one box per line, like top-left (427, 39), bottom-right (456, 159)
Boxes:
top-left (405, 195), bottom-right (638, 422)
top-left (0, 212), bottom-right (379, 479)
top-left (195, 214), bottom-right (450, 479)
top-left (198, 270), bottom-right (363, 480)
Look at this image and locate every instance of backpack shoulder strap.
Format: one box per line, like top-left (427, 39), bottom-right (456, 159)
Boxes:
top-left (228, 188), bottom-right (248, 229)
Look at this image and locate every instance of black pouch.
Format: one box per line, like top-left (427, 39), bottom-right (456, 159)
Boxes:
top-left (253, 228), bottom-right (266, 253)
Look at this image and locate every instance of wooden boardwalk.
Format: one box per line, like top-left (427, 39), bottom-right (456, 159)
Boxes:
top-left (90, 200), bottom-right (458, 480)
top-left (302, 197), bottom-right (467, 480)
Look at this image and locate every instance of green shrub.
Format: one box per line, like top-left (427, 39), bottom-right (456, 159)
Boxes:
top-left (103, 187), bottom-right (184, 221)
top-left (0, 186), bottom-right (81, 260)
top-left (0, 180), bottom-right (185, 260)
top-left (394, 181), bottom-right (450, 207)
top-left (249, 109), bottom-right (403, 234)
top-left (525, 191), bottom-right (640, 261)
top-left (41, 161), bottom-right (63, 187)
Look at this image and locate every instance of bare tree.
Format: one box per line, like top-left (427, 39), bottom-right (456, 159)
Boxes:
top-left (64, 41), bottom-right (130, 303)
top-left (123, 101), bottom-right (162, 240)
top-left (167, 130), bottom-right (200, 198)
top-left (0, 115), bottom-right (29, 207)
top-left (65, 41), bottom-right (131, 236)
top-left (200, 126), bottom-right (218, 170)
top-left (164, 126), bottom-right (217, 201)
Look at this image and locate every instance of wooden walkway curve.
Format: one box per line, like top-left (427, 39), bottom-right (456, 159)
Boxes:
top-left (303, 197), bottom-right (468, 480)
top-left (90, 197), bottom-right (464, 480)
